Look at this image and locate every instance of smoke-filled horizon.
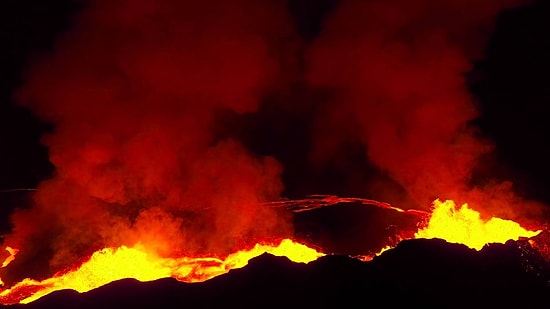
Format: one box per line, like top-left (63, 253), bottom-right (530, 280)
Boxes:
top-left (1, 0), bottom-right (547, 283)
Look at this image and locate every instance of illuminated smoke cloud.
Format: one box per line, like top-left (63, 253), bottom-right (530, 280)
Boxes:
top-left (4, 0), bottom-right (294, 280)
top-left (2, 0), bottom-right (547, 285)
top-left (306, 0), bottom-right (545, 219)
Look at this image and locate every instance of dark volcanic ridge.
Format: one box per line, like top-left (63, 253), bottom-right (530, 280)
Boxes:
top-left (5, 238), bottom-right (550, 309)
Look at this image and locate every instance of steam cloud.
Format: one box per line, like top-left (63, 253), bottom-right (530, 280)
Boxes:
top-left (1, 0), bottom-right (544, 282)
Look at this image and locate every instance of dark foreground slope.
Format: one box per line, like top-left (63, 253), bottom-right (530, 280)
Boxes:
top-left (7, 239), bottom-right (550, 309)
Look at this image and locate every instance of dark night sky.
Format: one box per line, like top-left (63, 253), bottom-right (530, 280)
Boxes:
top-left (1, 0), bottom-right (550, 234)
top-left (469, 1), bottom-right (550, 202)
top-left (0, 0), bottom-right (79, 232)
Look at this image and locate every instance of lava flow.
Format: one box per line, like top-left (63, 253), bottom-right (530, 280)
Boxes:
top-left (0, 238), bottom-right (323, 305)
top-left (0, 198), bottom-right (544, 305)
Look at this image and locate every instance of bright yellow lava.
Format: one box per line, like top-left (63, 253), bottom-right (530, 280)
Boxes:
top-left (0, 239), bottom-right (324, 305)
top-left (415, 199), bottom-right (542, 250)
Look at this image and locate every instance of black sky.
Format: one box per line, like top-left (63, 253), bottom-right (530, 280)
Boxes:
top-left (1, 0), bottom-right (550, 235)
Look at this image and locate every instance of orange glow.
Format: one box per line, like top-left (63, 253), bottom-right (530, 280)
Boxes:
top-left (0, 199), bottom-right (545, 305)
top-left (356, 245), bottom-right (395, 262)
top-left (0, 247), bottom-right (19, 286)
top-left (0, 239), bottom-right (324, 305)
top-left (1, 247), bottom-right (18, 268)
top-left (414, 199), bottom-right (542, 250)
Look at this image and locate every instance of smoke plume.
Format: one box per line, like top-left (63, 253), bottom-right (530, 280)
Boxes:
top-left (306, 0), bottom-right (544, 220)
top-left (4, 0), bottom-right (294, 280)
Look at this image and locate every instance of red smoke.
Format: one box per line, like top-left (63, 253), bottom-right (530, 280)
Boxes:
top-left (306, 0), bottom-right (544, 219)
top-left (1, 0), bottom-right (545, 284)
top-left (4, 0), bottom-right (294, 280)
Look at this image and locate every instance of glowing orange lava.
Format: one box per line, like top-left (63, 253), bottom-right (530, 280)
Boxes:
top-left (0, 247), bottom-right (18, 286)
top-left (415, 199), bottom-right (542, 250)
top-left (0, 198), bottom-right (544, 305)
top-left (0, 239), bottom-right (323, 305)
top-left (1, 247), bottom-right (18, 268)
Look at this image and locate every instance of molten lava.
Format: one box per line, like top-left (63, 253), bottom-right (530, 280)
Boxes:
top-left (415, 199), bottom-right (542, 250)
top-left (0, 239), bottom-right (323, 305)
top-left (0, 198), bottom-right (544, 305)
top-left (0, 247), bottom-right (18, 286)
top-left (0, 247), bottom-right (17, 268)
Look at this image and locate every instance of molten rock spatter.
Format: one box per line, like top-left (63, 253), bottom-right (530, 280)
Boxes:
top-left (414, 199), bottom-right (542, 250)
